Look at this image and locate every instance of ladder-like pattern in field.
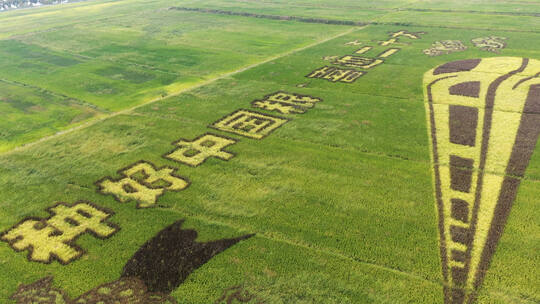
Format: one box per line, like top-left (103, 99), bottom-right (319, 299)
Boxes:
top-left (424, 57), bottom-right (540, 304)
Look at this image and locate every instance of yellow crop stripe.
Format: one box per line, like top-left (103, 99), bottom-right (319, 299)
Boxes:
top-left (424, 57), bottom-right (540, 303)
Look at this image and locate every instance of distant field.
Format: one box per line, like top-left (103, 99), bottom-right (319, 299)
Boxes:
top-left (0, 0), bottom-right (347, 152)
top-left (0, 1), bottom-right (538, 304)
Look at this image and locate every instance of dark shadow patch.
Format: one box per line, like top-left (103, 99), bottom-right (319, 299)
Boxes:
top-left (450, 155), bottom-right (474, 193)
top-left (451, 266), bottom-right (467, 286)
top-left (451, 199), bottom-right (469, 223)
top-left (449, 105), bottom-right (478, 147)
top-left (450, 155), bottom-right (474, 169)
top-left (433, 59), bottom-right (481, 75)
top-left (449, 81), bottom-right (481, 98)
top-left (121, 220), bottom-right (254, 294)
top-left (450, 225), bottom-right (471, 246)
top-left (451, 249), bottom-right (467, 263)
top-left (450, 287), bottom-right (465, 304)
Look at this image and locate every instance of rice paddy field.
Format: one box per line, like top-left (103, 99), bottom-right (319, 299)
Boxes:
top-left (0, 0), bottom-right (539, 303)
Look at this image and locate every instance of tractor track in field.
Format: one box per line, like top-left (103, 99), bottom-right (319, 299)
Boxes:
top-left (0, 26), bottom-right (361, 158)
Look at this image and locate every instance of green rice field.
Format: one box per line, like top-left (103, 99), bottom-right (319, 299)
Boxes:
top-left (0, 1), bottom-right (538, 303)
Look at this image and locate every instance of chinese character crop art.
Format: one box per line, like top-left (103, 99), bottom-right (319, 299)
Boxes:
top-left (0, 1), bottom-right (538, 304)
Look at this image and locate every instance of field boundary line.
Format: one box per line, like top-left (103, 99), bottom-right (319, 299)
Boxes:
top-left (156, 207), bottom-right (441, 286)
top-left (169, 7), bottom-right (368, 26)
top-left (172, 6), bottom-right (540, 33)
top-left (231, 0), bottom-right (540, 17)
top-left (156, 207), bottom-right (536, 303)
top-left (0, 26), bottom-right (361, 157)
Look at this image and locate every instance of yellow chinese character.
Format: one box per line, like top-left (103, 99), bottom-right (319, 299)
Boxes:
top-left (306, 66), bottom-right (334, 79)
top-left (266, 92), bottom-right (320, 106)
top-left (307, 66), bottom-right (365, 83)
top-left (380, 30), bottom-right (425, 46)
top-left (0, 202), bottom-right (118, 264)
top-left (322, 67), bottom-right (352, 82)
top-left (377, 48), bottom-right (400, 58)
top-left (252, 92), bottom-right (322, 114)
top-left (334, 48), bottom-right (399, 70)
top-left (252, 99), bottom-right (305, 114)
top-left (471, 36), bottom-right (507, 53)
top-left (355, 46), bottom-right (372, 54)
top-left (339, 70), bottom-right (365, 83)
top-left (96, 161), bottom-right (189, 208)
top-left (211, 110), bottom-right (289, 139)
top-left (334, 55), bottom-right (383, 69)
top-left (423, 40), bottom-right (467, 57)
top-left (164, 133), bottom-right (236, 167)
top-left (344, 40), bottom-right (362, 46)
